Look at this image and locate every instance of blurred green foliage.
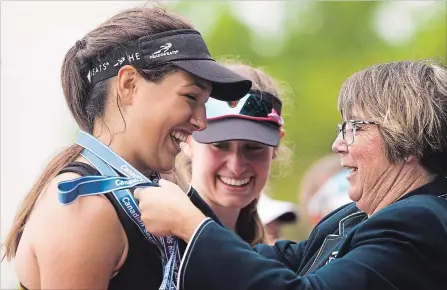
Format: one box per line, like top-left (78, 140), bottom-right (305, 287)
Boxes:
top-left (170, 1), bottom-right (446, 238)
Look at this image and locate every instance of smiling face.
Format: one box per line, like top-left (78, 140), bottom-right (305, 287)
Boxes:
top-left (331, 61), bottom-right (447, 214)
top-left (331, 111), bottom-right (410, 214)
top-left (107, 67), bottom-right (212, 173)
top-left (188, 139), bottom-right (274, 210)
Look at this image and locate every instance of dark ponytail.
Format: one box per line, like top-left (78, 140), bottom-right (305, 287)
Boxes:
top-left (3, 6), bottom-right (194, 261)
top-left (61, 40), bottom-right (93, 132)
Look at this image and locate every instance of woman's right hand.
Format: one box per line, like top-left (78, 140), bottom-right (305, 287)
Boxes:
top-left (134, 179), bottom-right (206, 242)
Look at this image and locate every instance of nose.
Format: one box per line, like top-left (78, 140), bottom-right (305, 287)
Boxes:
top-left (332, 135), bottom-right (347, 153)
top-left (190, 105), bottom-right (207, 132)
top-left (226, 147), bottom-right (248, 176)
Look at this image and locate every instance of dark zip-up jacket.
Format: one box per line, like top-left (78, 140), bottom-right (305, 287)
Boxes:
top-left (177, 177), bottom-right (447, 290)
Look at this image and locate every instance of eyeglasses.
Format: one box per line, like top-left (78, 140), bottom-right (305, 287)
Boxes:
top-left (205, 91), bottom-right (284, 126)
top-left (336, 120), bottom-right (378, 145)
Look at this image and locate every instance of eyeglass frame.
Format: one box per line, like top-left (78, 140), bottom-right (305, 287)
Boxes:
top-left (336, 119), bottom-right (378, 145)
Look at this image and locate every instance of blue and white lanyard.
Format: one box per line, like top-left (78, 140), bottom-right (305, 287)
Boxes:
top-left (58, 131), bottom-right (180, 290)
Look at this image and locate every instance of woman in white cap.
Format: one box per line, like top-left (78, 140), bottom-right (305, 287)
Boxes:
top-left (257, 192), bottom-right (298, 244)
top-left (177, 63), bottom-right (291, 246)
top-left (299, 153), bottom-right (350, 227)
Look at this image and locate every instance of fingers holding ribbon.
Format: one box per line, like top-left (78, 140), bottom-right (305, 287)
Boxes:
top-left (133, 187), bottom-right (143, 202)
top-left (135, 179), bottom-right (207, 242)
top-left (160, 169), bottom-right (189, 192)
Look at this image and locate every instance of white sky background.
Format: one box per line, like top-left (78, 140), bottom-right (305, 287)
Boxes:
top-left (1, 1), bottom-right (444, 288)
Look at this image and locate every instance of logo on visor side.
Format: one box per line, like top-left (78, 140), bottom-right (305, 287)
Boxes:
top-left (226, 94), bottom-right (249, 110)
top-left (227, 100), bottom-right (239, 108)
top-left (150, 42), bottom-right (179, 59)
top-left (152, 43), bottom-right (172, 54)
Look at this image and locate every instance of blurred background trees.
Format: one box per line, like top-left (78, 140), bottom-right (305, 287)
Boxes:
top-left (165, 1), bottom-right (446, 238)
top-left (2, 4), bottom-right (445, 283)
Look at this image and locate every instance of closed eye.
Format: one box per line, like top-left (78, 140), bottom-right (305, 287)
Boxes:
top-left (354, 125), bottom-right (364, 132)
top-left (211, 142), bottom-right (230, 150)
top-left (245, 144), bottom-right (267, 151)
top-left (184, 94), bottom-right (197, 102)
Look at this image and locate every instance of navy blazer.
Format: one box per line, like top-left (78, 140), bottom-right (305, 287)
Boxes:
top-left (177, 177), bottom-right (447, 290)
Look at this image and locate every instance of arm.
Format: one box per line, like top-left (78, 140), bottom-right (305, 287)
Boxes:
top-left (253, 202), bottom-right (356, 272)
top-left (136, 180), bottom-right (447, 290)
top-left (253, 240), bottom-right (306, 273)
top-left (32, 173), bottom-right (126, 289)
top-left (177, 203), bottom-right (447, 290)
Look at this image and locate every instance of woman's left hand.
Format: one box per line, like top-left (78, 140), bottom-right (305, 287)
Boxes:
top-left (134, 179), bottom-right (206, 241)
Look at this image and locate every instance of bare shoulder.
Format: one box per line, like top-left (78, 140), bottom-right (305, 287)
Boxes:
top-left (27, 172), bottom-right (126, 288)
top-left (31, 172), bottom-right (123, 240)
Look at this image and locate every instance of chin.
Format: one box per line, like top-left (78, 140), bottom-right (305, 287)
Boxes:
top-left (348, 187), bottom-right (361, 202)
top-left (151, 156), bottom-right (176, 173)
top-left (222, 198), bottom-right (253, 210)
top-left (352, 191), bottom-right (369, 212)
top-left (158, 162), bottom-right (175, 172)
top-left (355, 200), bottom-right (368, 214)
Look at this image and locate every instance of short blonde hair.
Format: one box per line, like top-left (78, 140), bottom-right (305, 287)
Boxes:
top-left (338, 60), bottom-right (447, 175)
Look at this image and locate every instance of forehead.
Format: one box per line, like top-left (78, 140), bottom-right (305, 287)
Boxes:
top-left (178, 70), bottom-right (212, 92)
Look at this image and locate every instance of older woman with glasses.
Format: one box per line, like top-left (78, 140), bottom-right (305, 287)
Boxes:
top-left (135, 60), bottom-right (447, 290)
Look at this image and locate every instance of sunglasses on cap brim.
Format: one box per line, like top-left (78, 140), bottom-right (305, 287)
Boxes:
top-left (205, 91), bottom-right (284, 126)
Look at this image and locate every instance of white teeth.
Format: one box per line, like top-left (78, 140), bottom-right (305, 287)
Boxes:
top-left (170, 131), bottom-right (188, 143)
top-left (219, 176), bottom-right (251, 187)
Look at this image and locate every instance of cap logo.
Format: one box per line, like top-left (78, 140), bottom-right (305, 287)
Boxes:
top-left (149, 42), bottom-right (178, 59)
top-left (227, 100), bottom-right (239, 108)
top-left (152, 42), bottom-right (172, 54)
top-left (225, 94), bottom-right (249, 109)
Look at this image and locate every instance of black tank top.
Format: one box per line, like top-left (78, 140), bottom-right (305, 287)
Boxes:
top-left (21, 162), bottom-right (172, 290)
top-left (21, 161), bottom-right (220, 290)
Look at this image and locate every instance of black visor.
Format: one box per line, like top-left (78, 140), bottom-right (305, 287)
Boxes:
top-left (87, 29), bottom-right (251, 101)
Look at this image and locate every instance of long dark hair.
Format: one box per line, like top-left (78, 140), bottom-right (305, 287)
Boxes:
top-left (3, 6), bottom-right (194, 260)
